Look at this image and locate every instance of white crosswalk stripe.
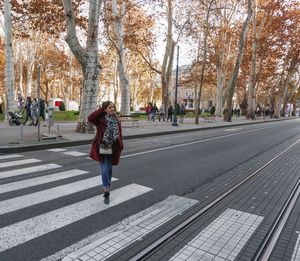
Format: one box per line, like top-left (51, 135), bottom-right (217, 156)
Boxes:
top-left (0, 158), bottom-right (41, 169)
top-left (0, 169), bottom-right (89, 193)
top-left (63, 151), bottom-right (88, 157)
top-left (47, 148), bottom-right (67, 152)
top-left (0, 163), bottom-right (61, 179)
top-left (0, 176), bottom-right (118, 214)
top-left (0, 154), bottom-right (24, 160)
top-left (46, 148), bottom-right (88, 157)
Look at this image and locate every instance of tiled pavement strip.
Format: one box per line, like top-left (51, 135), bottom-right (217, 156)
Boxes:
top-left (143, 136), bottom-right (300, 260)
top-left (169, 209), bottom-right (264, 261)
top-left (104, 135), bottom-right (300, 260)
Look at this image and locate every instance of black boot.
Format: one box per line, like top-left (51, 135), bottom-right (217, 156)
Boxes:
top-left (103, 192), bottom-right (110, 204)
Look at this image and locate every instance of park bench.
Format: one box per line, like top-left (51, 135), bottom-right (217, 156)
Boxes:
top-left (119, 113), bottom-right (140, 128)
top-left (203, 115), bottom-right (216, 123)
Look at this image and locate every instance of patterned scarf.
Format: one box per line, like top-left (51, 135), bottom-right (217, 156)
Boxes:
top-left (103, 114), bottom-right (119, 144)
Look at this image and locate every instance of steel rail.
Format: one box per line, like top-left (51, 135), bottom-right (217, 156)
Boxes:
top-left (253, 177), bottom-right (300, 260)
top-left (129, 138), bottom-right (300, 261)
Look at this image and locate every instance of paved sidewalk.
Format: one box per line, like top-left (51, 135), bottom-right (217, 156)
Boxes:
top-left (0, 116), bottom-right (295, 153)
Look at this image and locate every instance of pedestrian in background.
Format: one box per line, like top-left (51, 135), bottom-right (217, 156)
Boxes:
top-left (167, 104), bottom-right (174, 122)
top-left (179, 104), bottom-right (186, 123)
top-left (210, 105), bottom-right (215, 116)
top-left (151, 103), bottom-right (158, 121)
top-left (39, 99), bottom-right (46, 123)
top-left (17, 93), bottom-right (23, 110)
top-left (23, 97), bottom-right (33, 125)
top-left (88, 101), bottom-right (123, 204)
top-left (146, 103), bottom-right (152, 121)
top-left (158, 104), bottom-right (165, 121)
top-left (31, 98), bottom-right (38, 126)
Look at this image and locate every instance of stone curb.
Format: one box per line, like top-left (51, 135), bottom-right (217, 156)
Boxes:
top-left (0, 118), bottom-right (294, 154)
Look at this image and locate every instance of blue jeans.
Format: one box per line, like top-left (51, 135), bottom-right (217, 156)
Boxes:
top-left (99, 155), bottom-right (112, 190)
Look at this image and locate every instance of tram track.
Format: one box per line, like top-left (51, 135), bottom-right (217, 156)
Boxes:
top-left (253, 177), bottom-right (300, 260)
top-left (129, 138), bottom-right (300, 261)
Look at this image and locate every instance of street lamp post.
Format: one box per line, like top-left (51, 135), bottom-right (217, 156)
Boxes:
top-left (172, 45), bottom-right (180, 126)
top-left (37, 65), bottom-right (41, 141)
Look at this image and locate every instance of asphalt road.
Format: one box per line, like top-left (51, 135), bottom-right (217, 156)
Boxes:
top-left (0, 118), bottom-right (300, 261)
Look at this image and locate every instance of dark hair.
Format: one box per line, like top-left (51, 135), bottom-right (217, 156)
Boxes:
top-left (101, 101), bottom-right (114, 110)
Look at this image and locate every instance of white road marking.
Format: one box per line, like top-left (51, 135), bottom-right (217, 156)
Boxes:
top-left (0, 169), bottom-right (89, 194)
top-left (0, 184), bottom-right (152, 252)
top-left (0, 154), bottom-right (24, 160)
top-left (0, 176), bottom-right (118, 214)
top-left (59, 195), bottom-right (198, 261)
top-left (126, 125), bottom-right (273, 144)
top-left (224, 128), bottom-right (242, 132)
top-left (0, 158), bottom-right (41, 169)
top-left (47, 148), bottom-right (67, 152)
top-left (63, 151), bottom-right (88, 157)
top-left (121, 126), bottom-right (274, 159)
top-left (0, 164), bottom-right (61, 179)
top-left (169, 208), bottom-right (264, 261)
top-left (127, 132), bottom-right (201, 144)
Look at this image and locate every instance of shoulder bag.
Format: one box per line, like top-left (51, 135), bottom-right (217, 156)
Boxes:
top-left (99, 143), bottom-right (113, 155)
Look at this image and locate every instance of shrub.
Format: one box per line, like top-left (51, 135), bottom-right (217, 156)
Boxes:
top-left (59, 102), bottom-right (66, 111)
top-left (201, 112), bottom-right (211, 117)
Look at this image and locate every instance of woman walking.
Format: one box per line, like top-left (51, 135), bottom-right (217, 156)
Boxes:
top-left (88, 101), bottom-right (123, 204)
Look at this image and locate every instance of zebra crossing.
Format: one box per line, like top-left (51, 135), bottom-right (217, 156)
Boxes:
top-left (0, 151), bottom-right (198, 261)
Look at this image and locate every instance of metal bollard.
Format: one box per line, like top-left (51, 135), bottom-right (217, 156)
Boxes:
top-left (20, 124), bottom-right (24, 144)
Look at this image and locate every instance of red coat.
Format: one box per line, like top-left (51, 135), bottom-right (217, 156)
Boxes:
top-left (88, 108), bottom-right (123, 165)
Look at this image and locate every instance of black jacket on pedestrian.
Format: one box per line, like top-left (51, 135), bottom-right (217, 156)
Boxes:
top-left (25, 101), bottom-right (32, 113)
top-left (168, 106), bottom-right (174, 115)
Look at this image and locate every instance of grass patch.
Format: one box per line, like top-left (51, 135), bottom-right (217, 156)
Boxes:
top-left (133, 114), bottom-right (147, 120)
top-left (0, 111), bottom-right (79, 123)
top-left (53, 111), bottom-right (79, 122)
